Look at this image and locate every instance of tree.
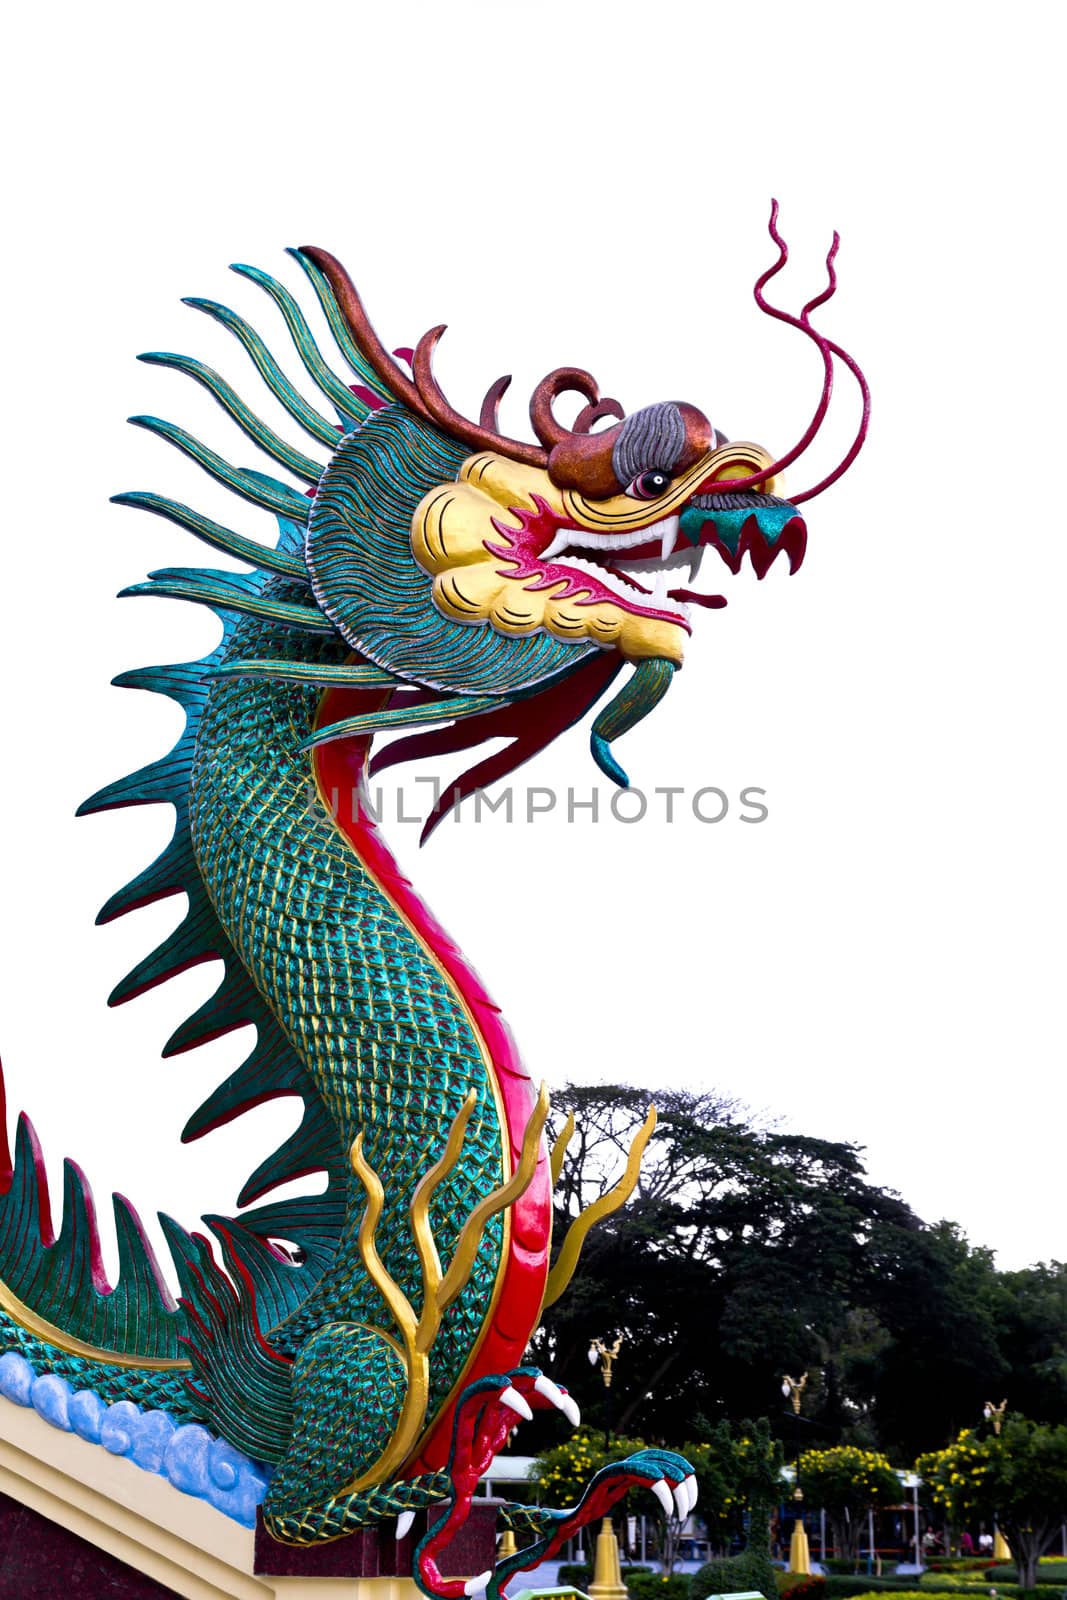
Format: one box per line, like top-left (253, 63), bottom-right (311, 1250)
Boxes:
top-left (917, 1418), bottom-right (1067, 1591)
top-left (684, 1419), bottom-right (782, 1600)
top-left (862, 1221), bottom-right (1007, 1458)
top-left (796, 1446), bottom-right (898, 1562)
top-left (992, 1263), bottom-right (1067, 1423)
top-left (536, 1084), bottom-right (921, 1448)
top-left (534, 1083), bottom-right (1067, 1463)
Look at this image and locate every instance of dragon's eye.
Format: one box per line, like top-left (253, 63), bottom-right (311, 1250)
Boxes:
top-left (627, 470), bottom-right (672, 500)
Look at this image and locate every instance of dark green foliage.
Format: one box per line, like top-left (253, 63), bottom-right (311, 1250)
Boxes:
top-left (923, 1562), bottom-right (994, 1574)
top-left (534, 1085), bottom-right (1067, 1459)
top-left (776, 1579), bottom-right (827, 1600)
top-left (822, 1581), bottom-right (1064, 1600)
top-left (626, 1575), bottom-right (691, 1600)
top-left (556, 1567), bottom-right (652, 1591)
top-left (556, 1566), bottom-right (593, 1588)
top-left (985, 1563), bottom-right (1067, 1582)
top-left (690, 1552), bottom-right (777, 1600)
top-left (822, 1578), bottom-right (919, 1595)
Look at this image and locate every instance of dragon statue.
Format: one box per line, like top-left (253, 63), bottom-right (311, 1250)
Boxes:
top-left (0, 204), bottom-right (867, 1594)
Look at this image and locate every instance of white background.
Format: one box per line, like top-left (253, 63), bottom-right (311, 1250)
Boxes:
top-left (0, 1), bottom-right (1063, 1290)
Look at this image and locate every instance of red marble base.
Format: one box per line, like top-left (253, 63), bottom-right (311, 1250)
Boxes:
top-left (254, 1499), bottom-right (501, 1579)
top-left (0, 1488), bottom-right (180, 1599)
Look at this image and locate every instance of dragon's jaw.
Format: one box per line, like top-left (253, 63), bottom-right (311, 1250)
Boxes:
top-left (412, 449), bottom-right (807, 669)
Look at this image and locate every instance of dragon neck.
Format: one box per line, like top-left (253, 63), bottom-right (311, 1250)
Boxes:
top-left (188, 621), bottom-right (550, 1470)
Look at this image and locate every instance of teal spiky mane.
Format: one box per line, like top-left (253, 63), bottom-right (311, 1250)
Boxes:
top-left (0, 254), bottom-right (422, 1359)
top-left (0, 249), bottom-right (627, 1509)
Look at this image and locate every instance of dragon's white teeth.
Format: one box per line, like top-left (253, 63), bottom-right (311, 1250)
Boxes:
top-left (673, 1482), bottom-right (689, 1520)
top-left (540, 530), bottom-right (571, 563)
top-left (534, 1374), bottom-right (581, 1426)
top-left (396, 1510), bottom-right (415, 1541)
top-left (500, 1385), bottom-right (533, 1421)
top-left (651, 1478), bottom-right (674, 1517)
top-left (660, 516), bottom-right (679, 563)
top-left (464, 1573), bottom-right (493, 1596)
top-left (541, 517), bottom-right (677, 564)
top-left (686, 1474), bottom-right (699, 1512)
top-left (548, 552), bottom-right (690, 621)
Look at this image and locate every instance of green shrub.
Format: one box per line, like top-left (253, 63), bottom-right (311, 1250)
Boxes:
top-left (626, 1576), bottom-right (691, 1600)
top-left (835, 1592), bottom-right (932, 1600)
top-left (824, 1580), bottom-right (922, 1596)
top-left (775, 1577), bottom-right (827, 1600)
top-left (918, 1579), bottom-right (1000, 1590)
top-left (926, 1565), bottom-right (996, 1576)
top-left (827, 1579), bottom-right (1065, 1600)
top-left (690, 1552), bottom-right (776, 1600)
top-left (821, 1581), bottom-right (1043, 1599)
top-left (985, 1564), bottom-right (1067, 1585)
top-left (919, 1580), bottom-right (1065, 1599)
top-left (557, 1565), bottom-right (652, 1591)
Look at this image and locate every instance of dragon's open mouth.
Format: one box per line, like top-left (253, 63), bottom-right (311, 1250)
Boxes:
top-left (537, 491), bottom-right (808, 624)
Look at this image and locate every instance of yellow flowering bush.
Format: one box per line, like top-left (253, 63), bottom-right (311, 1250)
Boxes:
top-left (798, 1446), bottom-right (899, 1562)
top-left (914, 1417), bottom-right (1067, 1592)
top-left (532, 1427), bottom-right (646, 1509)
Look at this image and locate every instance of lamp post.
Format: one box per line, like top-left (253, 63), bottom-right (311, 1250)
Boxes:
top-left (983, 1402), bottom-right (1011, 1560)
top-left (588, 1335), bottom-right (628, 1600)
top-left (983, 1400), bottom-right (1008, 1437)
top-left (782, 1375), bottom-right (812, 1576)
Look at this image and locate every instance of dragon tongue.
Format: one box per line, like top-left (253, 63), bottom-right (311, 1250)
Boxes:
top-left (668, 588), bottom-right (727, 609)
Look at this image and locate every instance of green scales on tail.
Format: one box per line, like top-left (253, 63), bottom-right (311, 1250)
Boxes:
top-left (0, 215), bottom-right (868, 1589)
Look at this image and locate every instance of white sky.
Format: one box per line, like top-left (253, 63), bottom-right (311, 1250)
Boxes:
top-left (0, 1), bottom-right (1063, 1291)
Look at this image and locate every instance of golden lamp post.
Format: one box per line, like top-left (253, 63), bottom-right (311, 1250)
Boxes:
top-left (781, 1375), bottom-right (812, 1576)
top-left (587, 1335), bottom-right (628, 1600)
top-left (983, 1401), bottom-right (1011, 1560)
top-left (984, 1400), bottom-right (1008, 1437)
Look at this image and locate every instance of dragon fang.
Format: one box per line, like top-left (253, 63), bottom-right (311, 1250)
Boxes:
top-left (0, 203), bottom-right (867, 1593)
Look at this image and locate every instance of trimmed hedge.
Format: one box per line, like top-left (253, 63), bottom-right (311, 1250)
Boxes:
top-left (926, 1565), bottom-right (995, 1576)
top-left (824, 1580), bottom-right (923, 1595)
top-left (836, 1593), bottom-right (1067, 1600)
top-left (824, 1579), bottom-right (1066, 1600)
top-left (626, 1577), bottom-right (691, 1600)
top-left (775, 1577), bottom-right (827, 1600)
top-left (557, 1566), bottom-right (652, 1590)
top-left (690, 1553), bottom-right (777, 1600)
top-left (985, 1566), bottom-right (1067, 1585)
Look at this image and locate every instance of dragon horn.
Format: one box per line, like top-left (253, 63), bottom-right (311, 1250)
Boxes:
top-left (301, 246), bottom-right (549, 467)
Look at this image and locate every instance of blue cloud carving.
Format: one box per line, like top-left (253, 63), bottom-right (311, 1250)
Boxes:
top-left (0, 1354), bottom-right (271, 1527)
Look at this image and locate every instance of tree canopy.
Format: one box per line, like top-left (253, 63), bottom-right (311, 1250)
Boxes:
top-left (797, 1446), bottom-right (899, 1559)
top-left (533, 1084), bottom-right (1067, 1463)
top-left (916, 1417), bottom-right (1067, 1588)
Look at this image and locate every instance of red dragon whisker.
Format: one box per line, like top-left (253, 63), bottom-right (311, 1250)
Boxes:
top-left (801, 231), bottom-right (840, 320)
top-left (788, 330), bottom-right (871, 505)
top-left (696, 203), bottom-right (869, 504)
